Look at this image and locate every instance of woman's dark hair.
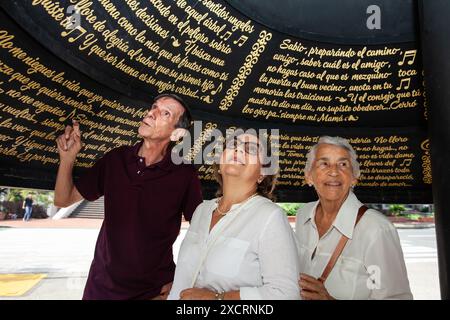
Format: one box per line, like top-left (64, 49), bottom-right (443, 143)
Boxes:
top-left (212, 129), bottom-right (278, 201)
top-left (153, 93), bottom-right (192, 129)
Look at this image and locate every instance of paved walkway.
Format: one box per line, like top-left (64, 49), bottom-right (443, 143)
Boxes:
top-left (0, 218), bottom-right (103, 229)
top-left (392, 222), bottom-right (435, 229)
top-left (0, 218), bottom-right (193, 229)
top-left (0, 217), bottom-right (433, 230)
top-left (0, 217), bottom-right (439, 299)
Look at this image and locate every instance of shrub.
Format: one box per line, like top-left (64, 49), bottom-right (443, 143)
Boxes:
top-left (0, 201), bottom-right (23, 217)
top-left (31, 204), bottom-right (49, 219)
top-left (420, 206), bottom-right (433, 214)
top-left (389, 204), bottom-right (405, 216)
top-left (278, 203), bottom-right (302, 216)
top-left (404, 214), bottom-right (422, 221)
top-left (0, 201), bottom-right (48, 219)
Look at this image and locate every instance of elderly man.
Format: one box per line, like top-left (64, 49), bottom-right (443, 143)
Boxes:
top-left (54, 93), bottom-right (203, 300)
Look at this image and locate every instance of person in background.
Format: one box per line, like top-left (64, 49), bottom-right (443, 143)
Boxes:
top-left (22, 193), bottom-right (33, 221)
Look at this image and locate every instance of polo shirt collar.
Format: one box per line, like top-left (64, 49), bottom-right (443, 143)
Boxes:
top-left (129, 140), bottom-right (175, 171)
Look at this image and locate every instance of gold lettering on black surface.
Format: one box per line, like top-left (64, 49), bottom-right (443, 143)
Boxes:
top-left (28, 0), bottom-right (256, 104)
top-left (192, 122), bottom-right (425, 189)
top-left (245, 39), bottom-right (423, 125)
top-left (421, 139), bottom-right (432, 184)
top-left (0, 28), bottom-right (142, 168)
top-left (219, 30), bottom-right (272, 111)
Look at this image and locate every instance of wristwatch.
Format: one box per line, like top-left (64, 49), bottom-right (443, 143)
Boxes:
top-left (214, 291), bottom-right (225, 300)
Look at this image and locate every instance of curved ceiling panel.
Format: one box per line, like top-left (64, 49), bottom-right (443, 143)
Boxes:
top-left (226, 0), bottom-right (419, 44)
top-left (0, 0), bottom-right (430, 202)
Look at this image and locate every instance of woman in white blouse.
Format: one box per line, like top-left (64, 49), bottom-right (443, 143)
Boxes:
top-left (168, 131), bottom-right (299, 300)
top-left (296, 136), bottom-right (412, 300)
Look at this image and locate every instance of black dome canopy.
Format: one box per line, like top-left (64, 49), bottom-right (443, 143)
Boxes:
top-left (0, 0), bottom-right (430, 203)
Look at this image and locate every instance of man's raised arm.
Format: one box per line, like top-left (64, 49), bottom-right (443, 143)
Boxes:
top-left (54, 120), bottom-right (83, 207)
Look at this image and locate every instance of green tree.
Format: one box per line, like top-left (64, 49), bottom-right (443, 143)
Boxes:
top-left (6, 188), bottom-right (25, 202)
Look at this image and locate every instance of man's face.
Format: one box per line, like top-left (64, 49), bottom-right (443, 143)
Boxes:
top-left (138, 97), bottom-right (185, 141)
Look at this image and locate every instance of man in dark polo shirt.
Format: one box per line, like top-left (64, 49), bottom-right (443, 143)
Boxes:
top-left (54, 93), bottom-right (203, 300)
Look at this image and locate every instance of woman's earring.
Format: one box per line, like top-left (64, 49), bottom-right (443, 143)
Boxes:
top-left (308, 183), bottom-right (313, 187)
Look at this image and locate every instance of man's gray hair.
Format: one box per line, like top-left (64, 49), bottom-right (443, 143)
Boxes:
top-left (304, 136), bottom-right (361, 178)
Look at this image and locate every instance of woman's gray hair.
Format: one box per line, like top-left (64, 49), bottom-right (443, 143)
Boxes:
top-left (304, 136), bottom-right (361, 178)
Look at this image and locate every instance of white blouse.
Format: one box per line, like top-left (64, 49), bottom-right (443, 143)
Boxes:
top-left (295, 191), bottom-right (413, 300)
top-left (168, 195), bottom-right (300, 300)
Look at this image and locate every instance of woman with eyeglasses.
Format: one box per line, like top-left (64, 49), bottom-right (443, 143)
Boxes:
top-left (168, 130), bottom-right (300, 300)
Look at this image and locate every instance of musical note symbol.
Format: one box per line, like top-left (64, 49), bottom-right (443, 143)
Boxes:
top-left (201, 95), bottom-right (213, 103)
top-left (61, 24), bottom-right (87, 43)
top-left (396, 77), bottom-right (411, 90)
top-left (400, 159), bottom-right (412, 167)
top-left (59, 109), bottom-right (76, 122)
top-left (171, 36), bottom-right (180, 47)
top-left (58, 109), bottom-right (87, 123)
top-left (398, 50), bottom-right (417, 66)
top-left (211, 82), bottom-right (223, 95)
top-left (220, 31), bottom-right (232, 41)
top-left (233, 35), bottom-right (248, 47)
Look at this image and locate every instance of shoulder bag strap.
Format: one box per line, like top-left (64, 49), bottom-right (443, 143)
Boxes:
top-left (318, 205), bottom-right (368, 283)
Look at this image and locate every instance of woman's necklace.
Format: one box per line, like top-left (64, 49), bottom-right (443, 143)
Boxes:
top-left (215, 192), bottom-right (259, 216)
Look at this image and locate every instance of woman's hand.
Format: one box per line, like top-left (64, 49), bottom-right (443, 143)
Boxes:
top-left (299, 273), bottom-right (335, 300)
top-left (179, 288), bottom-right (216, 300)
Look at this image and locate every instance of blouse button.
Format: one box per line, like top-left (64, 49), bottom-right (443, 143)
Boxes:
top-left (137, 170), bottom-right (141, 174)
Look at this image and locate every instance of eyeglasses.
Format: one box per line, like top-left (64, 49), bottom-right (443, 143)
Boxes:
top-left (225, 138), bottom-right (260, 155)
